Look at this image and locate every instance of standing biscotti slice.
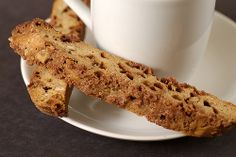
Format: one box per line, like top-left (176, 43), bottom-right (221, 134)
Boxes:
top-left (27, 0), bottom-right (89, 117)
top-left (9, 19), bottom-right (236, 137)
top-left (28, 66), bottom-right (73, 116)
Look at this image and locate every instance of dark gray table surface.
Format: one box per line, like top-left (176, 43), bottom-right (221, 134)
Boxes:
top-left (1, 0), bottom-right (236, 156)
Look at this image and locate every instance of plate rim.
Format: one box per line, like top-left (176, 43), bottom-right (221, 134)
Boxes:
top-left (20, 11), bottom-right (236, 141)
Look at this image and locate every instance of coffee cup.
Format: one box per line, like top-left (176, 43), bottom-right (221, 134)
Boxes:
top-left (64, 0), bottom-right (216, 81)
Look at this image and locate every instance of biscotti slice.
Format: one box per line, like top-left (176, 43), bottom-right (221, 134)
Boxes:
top-left (27, 0), bottom-right (89, 116)
top-left (49, 0), bottom-right (90, 42)
top-left (10, 19), bottom-right (236, 137)
top-left (28, 66), bottom-right (72, 116)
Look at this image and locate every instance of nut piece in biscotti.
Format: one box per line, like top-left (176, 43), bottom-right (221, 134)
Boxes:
top-left (9, 19), bottom-right (236, 137)
top-left (27, 0), bottom-right (89, 117)
top-left (28, 66), bottom-right (72, 116)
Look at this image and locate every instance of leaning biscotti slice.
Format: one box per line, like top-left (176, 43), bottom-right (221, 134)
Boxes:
top-left (49, 0), bottom-right (90, 42)
top-left (9, 19), bottom-right (236, 137)
top-left (27, 0), bottom-right (89, 116)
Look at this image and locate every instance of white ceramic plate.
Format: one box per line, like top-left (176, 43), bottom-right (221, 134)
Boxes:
top-left (21, 12), bottom-right (236, 141)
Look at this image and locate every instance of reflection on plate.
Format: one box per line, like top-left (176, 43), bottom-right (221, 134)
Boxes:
top-left (21, 12), bottom-right (236, 141)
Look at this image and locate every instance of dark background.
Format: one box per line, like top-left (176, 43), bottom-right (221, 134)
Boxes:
top-left (0, 0), bottom-right (236, 156)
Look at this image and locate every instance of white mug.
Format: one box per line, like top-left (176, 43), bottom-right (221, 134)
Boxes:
top-left (64, 0), bottom-right (216, 81)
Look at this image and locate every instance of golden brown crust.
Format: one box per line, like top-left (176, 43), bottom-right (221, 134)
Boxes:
top-left (27, 0), bottom-right (89, 117)
top-left (9, 19), bottom-right (236, 137)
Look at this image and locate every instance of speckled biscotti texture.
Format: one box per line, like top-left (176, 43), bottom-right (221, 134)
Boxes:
top-left (27, 0), bottom-right (89, 116)
top-left (28, 66), bottom-right (73, 116)
top-left (49, 0), bottom-right (90, 42)
top-left (10, 19), bottom-right (236, 137)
